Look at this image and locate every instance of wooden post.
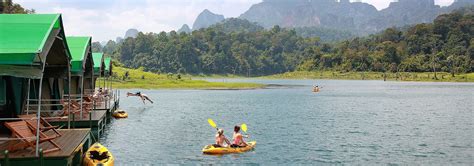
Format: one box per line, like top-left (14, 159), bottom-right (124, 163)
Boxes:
top-left (35, 71), bottom-right (45, 157)
top-left (39, 148), bottom-right (44, 166)
top-left (89, 111), bottom-right (92, 129)
top-left (68, 71), bottom-right (71, 129)
top-left (72, 114), bottom-right (75, 129)
top-left (97, 121), bottom-right (100, 142)
top-left (4, 150), bottom-right (9, 166)
top-left (26, 79), bottom-right (31, 115)
top-left (80, 75), bottom-right (84, 119)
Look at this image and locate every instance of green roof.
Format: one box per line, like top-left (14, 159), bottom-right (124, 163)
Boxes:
top-left (0, 14), bottom-right (71, 79)
top-left (0, 14), bottom-right (62, 65)
top-left (66, 36), bottom-right (91, 74)
top-left (104, 57), bottom-right (111, 72)
top-left (92, 53), bottom-right (104, 76)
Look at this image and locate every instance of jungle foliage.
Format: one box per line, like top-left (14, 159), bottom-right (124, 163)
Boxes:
top-left (97, 8), bottom-right (473, 76)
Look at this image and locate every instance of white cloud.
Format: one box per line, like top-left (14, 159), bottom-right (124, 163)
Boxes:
top-left (17, 0), bottom-right (261, 42)
top-left (16, 0), bottom-right (455, 42)
top-left (435, 0), bottom-right (455, 7)
top-left (358, 0), bottom-right (455, 10)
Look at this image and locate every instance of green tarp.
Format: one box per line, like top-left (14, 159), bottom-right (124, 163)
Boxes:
top-left (92, 53), bottom-right (104, 76)
top-left (104, 57), bottom-right (111, 76)
top-left (67, 36), bottom-right (91, 75)
top-left (0, 14), bottom-right (71, 115)
top-left (0, 65), bottom-right (43, 79)
top-left (0, 14), bottom-right (61, 65)
top-left (0, 14), bottom-right (71, 79)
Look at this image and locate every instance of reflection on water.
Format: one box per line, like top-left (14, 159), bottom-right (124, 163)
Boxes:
top-left (102, 80), bottom-right (474, 165)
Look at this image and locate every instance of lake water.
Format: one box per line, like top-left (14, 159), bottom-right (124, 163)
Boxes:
top-left (101, 79), bottom-right (474, 165)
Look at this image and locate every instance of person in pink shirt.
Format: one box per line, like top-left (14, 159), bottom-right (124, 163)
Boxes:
top-left (231, 125), bottom-right (248, 148)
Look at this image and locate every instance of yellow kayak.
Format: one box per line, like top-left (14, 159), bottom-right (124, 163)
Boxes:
top-left (112, 110), bottom-right (128, 118)
top-left (202, 141), bottom-right (256, 155)
top-left (83, 143), bottom-right (114, 166)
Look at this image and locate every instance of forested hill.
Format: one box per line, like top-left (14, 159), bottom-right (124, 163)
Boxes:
top-left (297, 7), bottom-right (473, 74)
top-left (240, 0), bottom-right (474, 35)
top-left (97, 7), bottom-right (473, 76)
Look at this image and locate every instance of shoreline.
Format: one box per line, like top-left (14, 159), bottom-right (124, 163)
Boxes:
top-left (108, 79), bottom-right (267, 90)
top-left (108, 66), bottom-right (266, 90)
top-left (110, 67), bottom-right (473, 90)
top-left (260, 71), bottom-right (474, 82)
top-left (192, 71), bottom-right (473, 83)
top-left (189, 72), bottom-right (474, 83)
top-left (111, 86), bottom-right (266, 90)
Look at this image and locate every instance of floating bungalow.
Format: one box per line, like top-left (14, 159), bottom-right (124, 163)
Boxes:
top-left (104, 57), bottom-right (112, 90)
top-left (92, 53), bottom-right (118, 112)
top-left (0, 14), bottom-right (92, 165)
top-left (92, 53), bottom-right (105, 90)
top-left (102, 56), bottom-right (117, 111)
top-left (66, 36), bottom-right (94, 102)
top-left (45, 37), bottom-right (109, 140)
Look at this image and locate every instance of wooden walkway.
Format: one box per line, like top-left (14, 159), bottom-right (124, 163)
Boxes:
top-left (93, 99), bottom-right (119, 125)
top-left (0, 129), bottom-right (90, 159)
top-left (47, 110), bottom-right (107, 140)
top-left (47, 110), bottom-right (107, 123)
top-left (92, 99), bottom-right (116, 110)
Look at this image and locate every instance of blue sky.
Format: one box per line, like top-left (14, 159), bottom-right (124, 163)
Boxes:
top-left (16, 0), bottom-right (455, 42)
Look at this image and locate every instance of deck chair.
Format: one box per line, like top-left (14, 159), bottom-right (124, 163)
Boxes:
top-left (61, 100), bottom-right (79, 115)
top-left (62, 100), bottom-right (91, 118)
top-left (81, 95), bottom-right (98, 110)
top-left (71, 100), bottom-right (91, 114)
top-left (91, 90), bottom-right (106, 105)
top-left (4, 121), bottom-right (61, 153)
top-left (82, 96), bottom-right (94, 109)
top-left (83, 95), bottom-right (100, 108)
top-left (18, 114), bottom-right (62, 137)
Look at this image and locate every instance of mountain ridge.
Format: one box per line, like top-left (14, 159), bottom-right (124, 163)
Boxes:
top-left (238, 0), bottom-right (474, 35)
top-left (178, 24), bottom-right (191, 33)
top-left (192, 9), bottom-right (225, 30)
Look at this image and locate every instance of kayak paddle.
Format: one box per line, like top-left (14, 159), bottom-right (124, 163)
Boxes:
top-left (208, 118), bottom-right (218, 130)
top-left (241, 123), bottom-right (250, 138)
top-left (241, 123), bottom-right (247, 133)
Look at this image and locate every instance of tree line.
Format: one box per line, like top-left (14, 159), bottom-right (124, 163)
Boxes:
top-left (0, 0), bottom-right (35, 14)
top-left (298, 7), bottom-right (473, 77)
top-left (94, 7), bottom-right (473, 76)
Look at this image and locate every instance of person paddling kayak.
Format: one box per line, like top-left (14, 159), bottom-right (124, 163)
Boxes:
top-left (231, 125), bottom-right (248, 148)
top-left (213, 129), bottom-right (231, 148)
top-left (127, 92), bottom-right (154, 104)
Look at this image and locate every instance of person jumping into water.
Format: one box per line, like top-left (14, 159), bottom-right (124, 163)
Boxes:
top-left (127, 92), bottom-right (154, 104)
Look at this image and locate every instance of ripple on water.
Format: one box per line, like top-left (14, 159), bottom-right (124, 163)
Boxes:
top-left (101, 80), bottom-right (474, 165)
